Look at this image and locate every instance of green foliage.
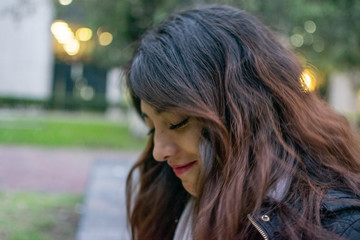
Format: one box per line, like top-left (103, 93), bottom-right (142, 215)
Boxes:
top-left (58, 0), bottom-right (359, 72)
top-left (52, 0), bottom-right (360, 80)
top-left (0, 97), bottom-right (47, 108)
top-left (0, 96), bottom-right (123, 112)
top-left (68, 0), bottom-right (193, 68)
top-left (48, 96), bottom-right (109, 112)
top-left (0, 192), bottom-right (82, 240)
top-left (211, 0), bottom-right (360, 72)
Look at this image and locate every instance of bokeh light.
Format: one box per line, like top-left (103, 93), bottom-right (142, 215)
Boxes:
top-left (76, 28), bottom-right (93, 42)
top-left (290, 34), bottom-right (304, 47)
top-left (301, 69), bottom-right (316, 92)
top-left (313, 38), bottom-right (325, 53)
top-left (64, 39), bottom-right (80, 56)
top-left (51, 21), bottom-right (73, 44)
top-left (98, 32), bottom-right (113, 46)
top-left (80, 86), bottom-right (95, 100)
top-left (51, 20), bottom-right (84, 56)
top-left (59, 0), bottom-right (72, 6)
top-left (304, 20), bottom-right (316, 34)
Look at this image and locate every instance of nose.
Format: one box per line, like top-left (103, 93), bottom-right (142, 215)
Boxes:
top-left (152, 130), bottom-right (177, 162)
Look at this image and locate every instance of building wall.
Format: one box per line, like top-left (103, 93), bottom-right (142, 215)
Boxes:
top-left (106, 68), bottom-right (123, 105)
top-left (328, 71), bottom-right (359, 115)
top-left (0, 0), bottom-right (54, 100)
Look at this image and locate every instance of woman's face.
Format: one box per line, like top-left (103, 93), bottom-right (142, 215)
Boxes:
top-left (140, 101), bottom-right (202, 197)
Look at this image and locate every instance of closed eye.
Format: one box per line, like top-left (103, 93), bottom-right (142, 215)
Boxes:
top-left (147, 128), bottom-right (155, 136)
top-left (169, 118), bottom-right (189, 130)
top-left (146, 118), bottom-right (190, 136)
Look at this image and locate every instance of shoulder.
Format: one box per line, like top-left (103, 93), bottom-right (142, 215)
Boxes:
top-left (321, 190), bottom-right (360, 239)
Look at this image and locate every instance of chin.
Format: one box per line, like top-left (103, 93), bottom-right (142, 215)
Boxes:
top-left (183, 183), bottom-right (197, 197)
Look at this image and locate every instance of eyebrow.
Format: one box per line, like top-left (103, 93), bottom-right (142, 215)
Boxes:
top-left (140, 108), bottom-right (164, 119)
top-left (140, 112), bottom-right (148, 119)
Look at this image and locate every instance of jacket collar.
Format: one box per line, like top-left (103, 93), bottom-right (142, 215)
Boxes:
top-left (248, 190), bottom-right (360, 240)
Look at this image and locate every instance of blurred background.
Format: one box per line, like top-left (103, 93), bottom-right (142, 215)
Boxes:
top-left (0, 0), bottom-right (359, 239)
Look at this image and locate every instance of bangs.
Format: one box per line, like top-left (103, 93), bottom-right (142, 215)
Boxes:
top-left (126, 10), bottom-right (221, 117)
top-left (128, 33), bottom-right (196, 112)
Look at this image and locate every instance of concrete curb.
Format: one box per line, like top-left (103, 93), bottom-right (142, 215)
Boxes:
top-left (76, 159), bottom-right (133, 240)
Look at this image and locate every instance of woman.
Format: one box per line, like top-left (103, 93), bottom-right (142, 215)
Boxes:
top-left (125, 5), bottom-right (360, 240)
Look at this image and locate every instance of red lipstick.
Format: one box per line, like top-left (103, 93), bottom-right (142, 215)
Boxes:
top-left (170, 161), bottom-right (196, 176)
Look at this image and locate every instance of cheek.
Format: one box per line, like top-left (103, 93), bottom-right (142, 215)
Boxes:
top-left (180, 132), bottom-right (202, 159)
top-left (174, 120), bottom-right (203, 159)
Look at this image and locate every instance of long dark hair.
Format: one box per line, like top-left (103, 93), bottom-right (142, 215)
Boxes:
top-left (126, 5), bottom-right (360, 240)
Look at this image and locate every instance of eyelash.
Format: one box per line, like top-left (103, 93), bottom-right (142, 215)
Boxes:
top-left (147, 118), bottom-right (189, 136)
top-left (147, 128), bottom-right (155, 136)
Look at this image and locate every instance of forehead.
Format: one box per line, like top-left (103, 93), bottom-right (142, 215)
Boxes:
top-left (140, 101), bottom-right (185, 122)
top-left (140, 101), bottom-right (163, 116)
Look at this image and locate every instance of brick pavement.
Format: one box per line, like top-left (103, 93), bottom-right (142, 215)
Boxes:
top-left (0, 145), bottom-right (138, 193)
top-left (0, 145), bottom-right (139, 240)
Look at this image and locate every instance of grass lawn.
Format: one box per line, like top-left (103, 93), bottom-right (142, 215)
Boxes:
top-left (0, 192), bottom-right (82, 240)
top-left (0, 110), bottom-right (146, 239)
top-left (0, 111), bottom-right (146, 150)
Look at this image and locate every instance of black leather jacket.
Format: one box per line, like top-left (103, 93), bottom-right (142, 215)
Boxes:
top-left (247, 191), bottom-right (360, 240)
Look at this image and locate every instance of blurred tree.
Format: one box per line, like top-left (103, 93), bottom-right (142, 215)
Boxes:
top-left (221, 0), bottom-right (360, 73)
top-left (63, 0), bottom-right (359, 75)
top-left (5, 0), bottom-right (359, 72)
top-left (83, 0), bottom-right (192, 68)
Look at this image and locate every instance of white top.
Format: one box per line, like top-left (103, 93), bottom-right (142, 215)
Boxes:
top-left (173, 198), bottom-right (194, 240)
top-left (172, 177), bottom-right (289, 240)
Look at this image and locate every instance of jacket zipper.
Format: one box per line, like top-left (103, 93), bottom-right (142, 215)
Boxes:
top-left (247, 214), bottom-right (269, 240)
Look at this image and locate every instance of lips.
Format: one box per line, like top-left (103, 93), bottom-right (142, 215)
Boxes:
top-left (169, 161), bottom-right (197, 176)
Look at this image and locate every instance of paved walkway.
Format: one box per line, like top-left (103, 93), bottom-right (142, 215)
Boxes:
top-left (0, 145), bottom-right (139, 240)
top-left (0, 145), bottom-right (138, 193)
top-left (76, 160), bottom-right (132, 240)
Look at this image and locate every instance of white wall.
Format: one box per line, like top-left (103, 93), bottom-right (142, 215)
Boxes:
top-left (0, 0), bottom-right (54, 100)
top-left (106, 67), bottom-right (123, 105)
top-left (328, 71), bottom-right (359, 115)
